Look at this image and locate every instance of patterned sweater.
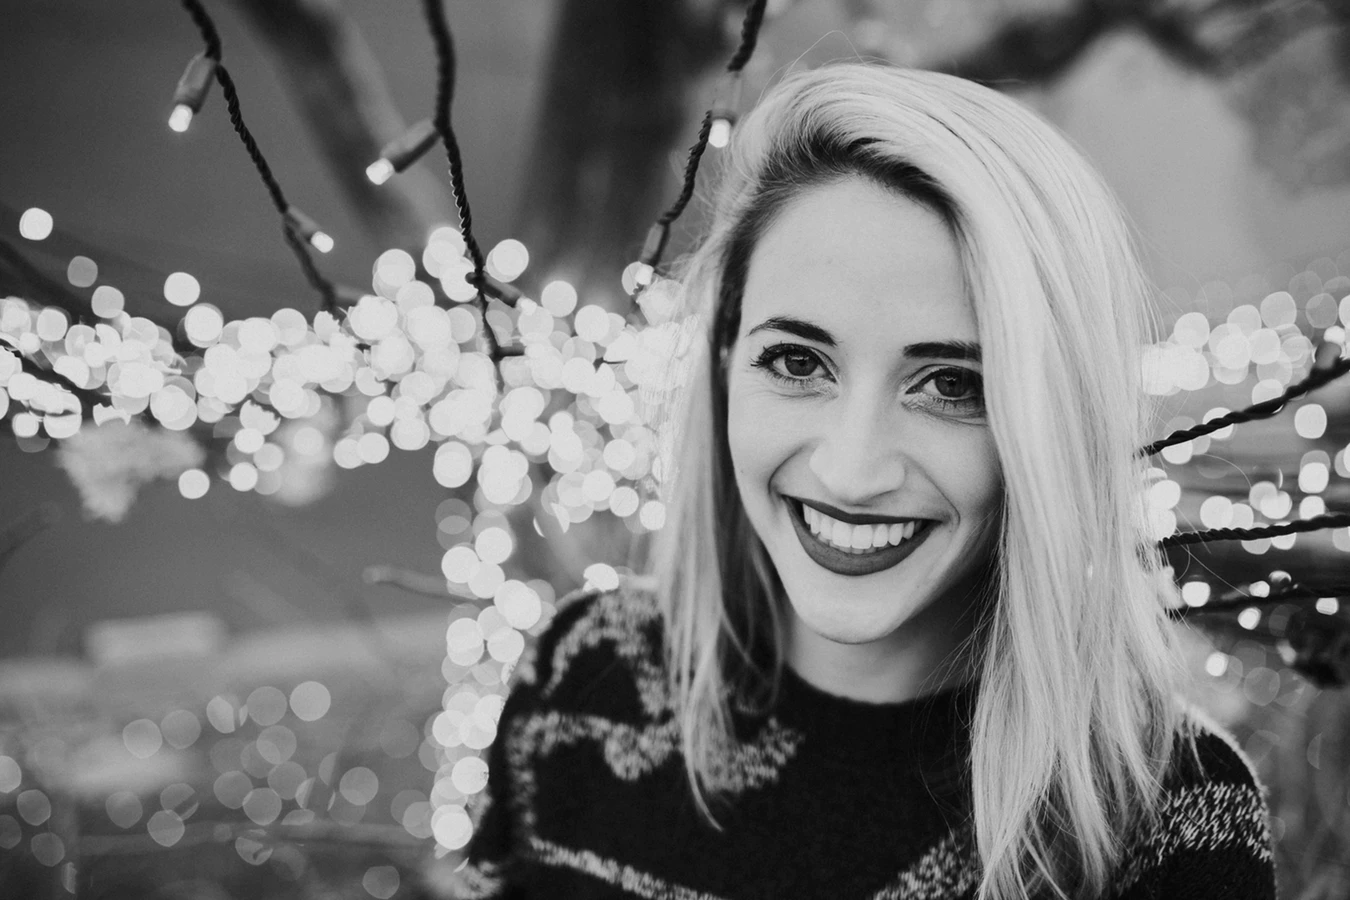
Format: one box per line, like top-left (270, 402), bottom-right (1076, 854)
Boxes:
top-left (454, 579), bottom-right (1277, 899)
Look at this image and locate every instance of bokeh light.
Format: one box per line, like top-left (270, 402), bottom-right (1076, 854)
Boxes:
top-left (161, 709), bottom-right (202, 749)
top-left (67, 256), bottom-right (98, 288)
top-left (106, 791), bottom-right (143, 828)
top-left (0, 756), bottom-right (21, 793)
top-left (123, 718), bottom-right (163, 759)
top-left (289, 681), bottom-right (331, 721)
top-left (4, 196), bottom-right (1348, 880)
top-left (18, 207), bottom-right (53, 240)
top-left (363, 866), bottom-right (400, 899)
top-left (164, 271), bottom-right (201, 307)
top-left (486, 239), bottom-right (529, 282)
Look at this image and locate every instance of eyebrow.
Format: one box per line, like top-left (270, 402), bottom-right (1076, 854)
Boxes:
top-left (745, 315), bottom-right (982, 362)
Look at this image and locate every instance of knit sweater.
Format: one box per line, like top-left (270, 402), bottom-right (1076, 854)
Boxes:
top-left (453, 579), bottom-right (1277, 900)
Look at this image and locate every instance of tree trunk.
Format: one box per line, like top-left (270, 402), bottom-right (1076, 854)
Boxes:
top-left (510, 0), bottom-right (731, 311)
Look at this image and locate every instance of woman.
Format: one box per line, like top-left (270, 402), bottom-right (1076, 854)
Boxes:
top-left (454, 63), bottom-right (1277, 899)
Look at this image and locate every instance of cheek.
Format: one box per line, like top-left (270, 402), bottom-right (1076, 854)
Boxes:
top-left (725, 384), bottom-right (786, 478)
top-left (940, 430), bottom-right (1003, 523)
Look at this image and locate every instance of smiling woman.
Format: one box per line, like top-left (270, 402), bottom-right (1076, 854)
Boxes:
top-left (728, 179), bottom-right (1002, 699)
top-left (453, 64), bottom-right (1277, 900)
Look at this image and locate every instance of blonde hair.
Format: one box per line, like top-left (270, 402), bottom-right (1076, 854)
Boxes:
top-left (644, 63), bottom-right (1192, 900)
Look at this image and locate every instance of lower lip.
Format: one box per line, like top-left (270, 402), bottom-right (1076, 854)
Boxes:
top-left (786, 499), bottom-right (934, 577)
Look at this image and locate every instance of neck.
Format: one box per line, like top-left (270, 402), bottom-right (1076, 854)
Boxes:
top-left (785, 592), bottom-right (982, 704)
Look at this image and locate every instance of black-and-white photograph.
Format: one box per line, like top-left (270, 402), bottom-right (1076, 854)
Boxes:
top-left (2, 1), bottom-right (1349, 897)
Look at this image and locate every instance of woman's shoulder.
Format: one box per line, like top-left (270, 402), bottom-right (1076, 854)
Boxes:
top-left (1170, 703), bottom-right (1270, 795)
top-left (1114, 701), bottom-right (1276, 898)
top-left (509, 574), bottom-right (668, 718)
top-left (1159, 702), bottom-right (1272, 830)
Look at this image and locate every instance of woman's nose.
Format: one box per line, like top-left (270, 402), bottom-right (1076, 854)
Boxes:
top-left (806, 393), bottom-right (907, 504)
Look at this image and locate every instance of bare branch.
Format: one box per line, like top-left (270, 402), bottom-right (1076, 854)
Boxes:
top-left (364, 564), bottom-right (480, 603)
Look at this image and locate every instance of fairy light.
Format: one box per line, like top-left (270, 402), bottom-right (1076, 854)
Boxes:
top-left (1181, 581), bottom-right (1211, 607)
top-left (169, 52), bottom-right (217, 133)
top-left (1294, 403), bottom-right (1327, 439)
top-left (629, 2), bottom-right (767, 294)
top-left (164, 271), bottom-right (201, 307)
top-left (367, 119), bottom-right (440, 185)
top-left (485, 239), bottom-right (529, 283)
top-left (628, 224), bottom-right (665, 295)
top-left (709, 113), bottom-right (735, 149)
top-left (168, 105), bottom-right (194, 134)
top-left (284, 207), bottom-right (334, 254)
top-left (170, 0), bottom-right (339, 311)
top-left (18, 208), bottom-right (53, 241)
top-left (366, 159), bottom-right (396, 186)
top-left (708, 72), bottom-right (745, 150)
top-left (5, 0), bottom-right (1348, 861)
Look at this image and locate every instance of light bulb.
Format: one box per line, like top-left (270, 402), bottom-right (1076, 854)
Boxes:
top-left (169, 104), bottom-right (194, 133)
top-left (170, 53), bottom-right (217, 131)
top-left (480, 274), bottom-right (524, 307)
top-left (284, 207), bottom-right (334, 254)
top-left (630, 221), bottom-right (669, 294)
top-left (709, 114), bottom-right (734, 149)
top-left (367, 119), bottom-right (440, 187)
top-left (366, 159), bottom-right (394, 185)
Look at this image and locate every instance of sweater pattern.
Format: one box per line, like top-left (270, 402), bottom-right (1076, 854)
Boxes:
top-left (455, 580), bottom-right (1276, 900)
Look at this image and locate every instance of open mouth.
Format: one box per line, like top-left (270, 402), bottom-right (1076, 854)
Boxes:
top-left (786, 498), bottom-right (935, 577)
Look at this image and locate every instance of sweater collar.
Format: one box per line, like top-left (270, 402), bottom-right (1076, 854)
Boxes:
top-left (770, 664), bottom-right (979, 770)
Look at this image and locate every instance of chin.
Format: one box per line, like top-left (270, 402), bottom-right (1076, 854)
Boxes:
top-left (780, 576), bottom-right (929, 647)
top-left (794, 617), bottom-right (895, 647)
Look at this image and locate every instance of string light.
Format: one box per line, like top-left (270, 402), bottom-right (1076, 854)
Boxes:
top-left (1143, 339), bottom-right (1350, 457)
top-left (709, 113), bottom-right (735, 149)
top-left (1162, 512), bottom-right (1350, 549)
top-left (708, 72), bottom-right (745, 150)
top-left (169, 52), bottom-right (217, 132)
top-left (174, 0), bottom-right (338, 311)
top-left (6, 0), bottom-right (1348, 872)
top-left (284, 206), bottom-right (335, 254)
top-left (1, 212), bottom-right (684, 541)
top-left (18, 208), bottom-right (54, 241)
top-left (629, 0), bottom-right (768, 295)
top-left (367, 119), bottom-right (441, 185)
top-left (631, 224), bottom-right (666, 291)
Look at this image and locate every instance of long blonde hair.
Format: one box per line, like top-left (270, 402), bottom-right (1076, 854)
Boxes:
top-left (645, 63), bottom-right (1191, 900)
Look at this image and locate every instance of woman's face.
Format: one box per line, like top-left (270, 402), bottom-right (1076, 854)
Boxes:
top-left (726, 177), bottom-right (1003, 682)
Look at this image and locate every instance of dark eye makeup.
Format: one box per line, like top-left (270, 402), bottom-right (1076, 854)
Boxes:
top-left (748, 342), bottom-right (985, 416)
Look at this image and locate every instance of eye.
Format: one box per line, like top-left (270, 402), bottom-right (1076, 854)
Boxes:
top-left (927, 369), bottom-right (979, 400)
top-left (914, 367), bottom-right (984, 414)
top-left (780, 350), bottom-right (821, 378)
top-left (750, 343), bottom-right (829, 384)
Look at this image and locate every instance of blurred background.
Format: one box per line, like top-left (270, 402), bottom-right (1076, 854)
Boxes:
top-left (1, 0), bottom-right (1349, 896)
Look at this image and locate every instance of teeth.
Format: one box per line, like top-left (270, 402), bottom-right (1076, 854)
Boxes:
top-left (850, 527), bottom-right (872, 550)
top-left (831, 520), bottom-right (851, 548)
top-left (801, 504), bottom-right (921, 553)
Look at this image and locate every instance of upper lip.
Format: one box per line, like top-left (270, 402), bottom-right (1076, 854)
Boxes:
top-left (789, 496), bottom-right (927, 527)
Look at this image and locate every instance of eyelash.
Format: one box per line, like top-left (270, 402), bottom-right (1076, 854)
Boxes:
top-left (749, 343), bottom-right (985, 415)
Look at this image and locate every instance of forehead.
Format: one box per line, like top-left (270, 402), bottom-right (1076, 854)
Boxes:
top-left (740, 178), bottom-right (975, 346)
